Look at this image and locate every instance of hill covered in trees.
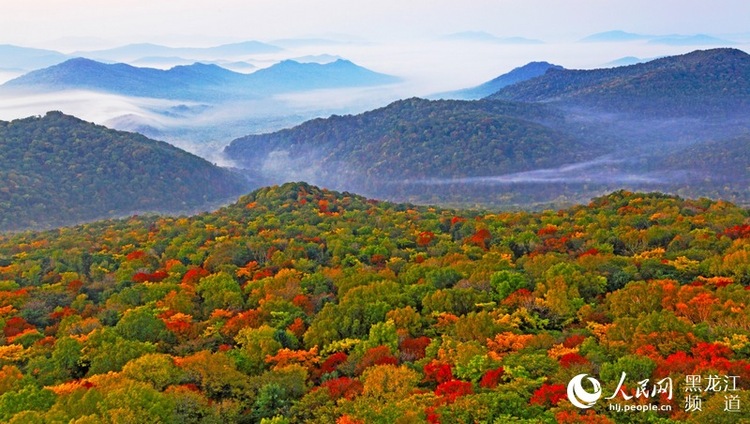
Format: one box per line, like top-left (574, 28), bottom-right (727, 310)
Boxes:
top-left (224, 98), bottom-right (610, 202)
top-left (0, 111), bottom-right (251, 231)
top-left (0, 182), bottom-right (748, 422)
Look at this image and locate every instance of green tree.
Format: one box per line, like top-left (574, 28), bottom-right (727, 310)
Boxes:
top-left (196, 272), bottom-right (244, 313)
top-left (0, 385), bottom-right (56, 422)
top-left (235, 325), bottom-right (283, 374)
top-left (115, 306), bottom-right (172, 344)
top-left (121, 353), bottom-right (183, 391)
top-left (490, 270), bottom-right (529, 300)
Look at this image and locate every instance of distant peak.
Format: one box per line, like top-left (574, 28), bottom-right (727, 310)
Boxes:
top-left (170, 62), bottom-right (224, 71)
top-left (61, 57), bottom-right (101, 65)
top-left (518, 61), bottom-right (563, 70)
top-left (330, 58), bottom-right (355, 66)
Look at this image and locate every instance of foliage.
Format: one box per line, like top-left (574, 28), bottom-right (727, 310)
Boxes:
top-left (0, 183), bottom-right (746, 421)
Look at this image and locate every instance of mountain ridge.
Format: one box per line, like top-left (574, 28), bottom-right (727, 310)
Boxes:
top-left (488, 48), bottom-right (750, 116)
top-left (0, 44), bottom-right (69, 71)
top-left (1, 57), bottom-right (400, 101)
top-left (580, 30), bottom-right (736, 45)
top-left (74, 40), bottom-right (283, 61)
top-left (436, 61), bottom-right (564, 100)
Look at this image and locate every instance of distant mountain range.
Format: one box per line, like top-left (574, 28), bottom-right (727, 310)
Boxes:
top-left (1, 58), bottom-right (400, 101)
top-left (0, 40), bottom-right (284, 73)
top-left (0, 44), bottom-right (68, 71)
top-left (580, 30), bottom-right (652, 43)
top-left (130, 56), bottom-right (257, 72)
top-left (435, 61), bottom-right (563, 100)
top-left (74, 41), bottom-right (283, 62)
top-left (442, 31), bottom-right (544, 44)
top-left (225, 48), bottom-right (750, 207)
top-left (5, 47), bottom-right (750, 228)
top-left (581, 30), bottom-right (736, 46)
top-left (0, 112), bottom-right (251, 231)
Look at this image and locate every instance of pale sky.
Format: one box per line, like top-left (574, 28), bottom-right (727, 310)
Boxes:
top-left (2, 0), bottom-right (749, 48)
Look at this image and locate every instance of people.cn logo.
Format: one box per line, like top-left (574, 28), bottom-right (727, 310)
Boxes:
top-left (567, 374), bottom-right (603, 409)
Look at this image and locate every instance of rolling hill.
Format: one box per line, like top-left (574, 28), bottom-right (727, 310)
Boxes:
top-left (1, 58), bottom-right (399, 101)
top-left (223, 97), bottom-right (605, 201)
top-left (0, 111), bottom-right (252, 231)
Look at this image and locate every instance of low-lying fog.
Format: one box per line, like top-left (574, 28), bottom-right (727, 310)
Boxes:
top-left (408, 156), bottom-right (679, 186)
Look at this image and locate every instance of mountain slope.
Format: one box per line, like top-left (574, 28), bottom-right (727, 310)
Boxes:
top-left (488, 48), bottom-right (750, 116)
top-left (1, 58), bottom-right (399, 101)
top-left (224, 98), bottom-right (601, 200)
top-left (0, 111), bottom-right (251, 231)
top-left (436, 61), bottom-right (563, 100)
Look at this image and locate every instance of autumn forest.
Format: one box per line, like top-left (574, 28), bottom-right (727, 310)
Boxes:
top-left (0, 182), bottom-right (748, 423)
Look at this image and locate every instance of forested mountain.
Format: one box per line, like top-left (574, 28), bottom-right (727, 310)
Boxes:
top-left (488, 48), bottom-right (750, 117)
top-left (224, 98), bottom-right (605, 200)
top-left (1, 58), bottom-right (399, 101)
top-left (0, 112), bottom-right (251, 231)
top-left (0, 182), bottom-right (748, 422)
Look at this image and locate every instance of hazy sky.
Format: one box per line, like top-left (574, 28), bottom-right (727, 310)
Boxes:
top-left (3, 0), bottom-right (750, 47)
